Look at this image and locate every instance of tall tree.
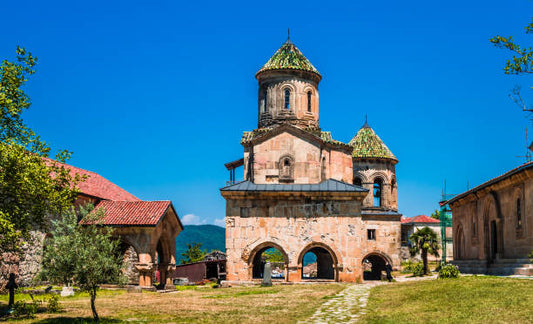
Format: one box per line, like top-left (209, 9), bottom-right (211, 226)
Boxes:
top-left (409, 227), bottom-right (440, 275)
top-left (40, 205), bottom-right (126, 321)
top-left (0, 47), bottom-right (78, 253)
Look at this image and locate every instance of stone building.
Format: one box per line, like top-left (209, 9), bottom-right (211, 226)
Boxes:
top-left (221, 38), bottom-right (402, 283)
top-left (447, 161), bottom-right (533, 275)
top-left (1, 162), bottom-right (183, 290)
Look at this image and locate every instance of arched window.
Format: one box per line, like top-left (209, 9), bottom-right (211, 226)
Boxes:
top-left (373, 179), bottom-right (382, 207)
top-left (284, 89), bottom-right (290, 109)
top-left (354, 177), bottom-right (362, 187)
top-left (279, 155), bottom-right (294, 182)
top-left (263, 90), bottom-right (268, 112)
top-left (307, 91), bottom-right (312, 112)
top-left (517, 198), bottom-right (522, 228)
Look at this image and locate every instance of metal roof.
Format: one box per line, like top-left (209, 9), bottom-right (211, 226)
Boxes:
top-left (220, 179), bottom-right (368, 193)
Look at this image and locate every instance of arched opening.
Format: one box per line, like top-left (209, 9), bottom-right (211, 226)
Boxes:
top-left (455, 226), bottom-right (464, 260)
top-left (354, 176), bottom-right (362, 187)
top-left (362, 253), bottom-right (390, 281)
top-left (119, 241), bottom-right (140, 285)
top-left (373, 178), bottom-right (383, 207)
top-left (263, 90), bottom-right (268, 112)
top-left (300, 245), bottom-right (337, 280)
top-left (279, 155), bottom-right (294, 182)
top-left (517, 198), bottom-right (522, 228)
top-left (321, 157), bottom-right (326, 181)
top-left (284, 89), bottom-right (290, 109)
top-left (154, 240), bottom-right (169, 289)
top-left (307, 91), bottom-right (312, 112)
top-left (251, 245), bottom-right (288, 280)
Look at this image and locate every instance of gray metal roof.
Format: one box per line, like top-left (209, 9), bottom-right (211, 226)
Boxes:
top-left (220, 179), bottom-right (368, 192)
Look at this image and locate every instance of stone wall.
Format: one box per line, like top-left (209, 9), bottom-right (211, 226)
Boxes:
top-left (247, 132), bottom-right (352, 185)
top-left (224, 192), bottom-right (401, 282)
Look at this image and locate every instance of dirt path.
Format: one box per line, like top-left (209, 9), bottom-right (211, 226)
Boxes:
top-left (303, 275), bottom-right (437, 323)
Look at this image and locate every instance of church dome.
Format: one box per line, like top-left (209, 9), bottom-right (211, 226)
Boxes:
top-left (255, 39), bottom-right (321, 80)
top-left (349, 122), bottom-right (398, 162)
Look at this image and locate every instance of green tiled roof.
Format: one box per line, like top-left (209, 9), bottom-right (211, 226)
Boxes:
top-left (256, 39), bottom-right (320, 77)
top-left (349, 123), bottom-right (397, 161)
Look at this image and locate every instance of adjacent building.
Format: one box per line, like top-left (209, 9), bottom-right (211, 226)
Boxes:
top-left (447, 161), bottom-right (533, 275)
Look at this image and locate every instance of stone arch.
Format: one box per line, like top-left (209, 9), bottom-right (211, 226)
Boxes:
top-left (454, 224), bottom-right (464, 260)
top-left (280, 83), bottom-right (296, 111)
top-left (362, 251), bottom-right (392, 281)
top-left (119, 239), bottom-right (140, 285)
top-left (247, 241), bottom-right (289, 280)
top-left (298, 242), bottom-right (339, 281)
top-left (370, 172), bottom-right (390, 184)
top-left (279, 154), bottom-right (295, 182)
top-left (483, 193), bottom-right (502, 261)
top-left (303, 86), bottom-right (315, 113)
top-left (353, 172), bottom-right (368, 186)
top-left (513, 187), bottom-right (524, 230)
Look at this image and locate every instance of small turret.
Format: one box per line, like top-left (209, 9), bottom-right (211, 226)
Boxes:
top-left (349, 121), bottom-right (398, 210)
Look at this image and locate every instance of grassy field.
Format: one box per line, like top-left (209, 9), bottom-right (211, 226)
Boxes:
top-left (0, 284), bottom-right (345, 323)
top-left (362, 276), bottom-right (533, 323)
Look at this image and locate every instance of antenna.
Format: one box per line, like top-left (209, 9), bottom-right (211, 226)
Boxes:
top-left (516, 126), bottom-right (532, 163)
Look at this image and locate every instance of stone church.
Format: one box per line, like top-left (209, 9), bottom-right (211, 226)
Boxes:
top-left (221, 38), bottom-right (402, 282)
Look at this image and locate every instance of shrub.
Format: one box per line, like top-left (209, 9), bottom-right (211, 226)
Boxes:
top-left (438, 264), bottom-right (460, 279)
top-left (12, 298), bottom-right (40, 318)
top-left (412, 262), bottom-right (425, 277)
top-left (47, 294), bottom-right (62, 313)
top-left (401, 260), bottom-right (415, 273)
top-left (528, 251), bottom-right (533, 263)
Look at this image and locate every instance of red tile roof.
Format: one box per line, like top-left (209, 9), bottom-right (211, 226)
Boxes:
top-left (83, 200), bottom-right (173, 226)
top-left (401, 215), bottom-right (440, 224)
top-left (46, 158), bottom-right (140, 201)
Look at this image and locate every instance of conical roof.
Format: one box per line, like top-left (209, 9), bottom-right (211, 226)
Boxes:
top-left (256, 39), bottom-right (321, 78)
top-left (349, 122), bottom-right (397, 162)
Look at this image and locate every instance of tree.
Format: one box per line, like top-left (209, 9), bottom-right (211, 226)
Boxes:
top-left (430, 209), bottom-right (440, 220)
top-left (490, 18), bottom-right (533, 119)
top-left (40, 205), bottom-right (126, 321)
top-left (262, 249), bottom-right (285, 263)
top-left (180, 243), bottom-right (206, 264)
top-left (0, 47), bottom-right (79, 253)
top-left (409, 227), bottom-right (440, 275)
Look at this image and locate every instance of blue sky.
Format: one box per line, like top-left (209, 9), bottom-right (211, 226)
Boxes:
top-left (2, 0), bottom-right (532, 226)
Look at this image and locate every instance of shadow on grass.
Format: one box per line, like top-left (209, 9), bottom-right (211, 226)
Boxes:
top-left (34, 317), bottom-right (122, 323)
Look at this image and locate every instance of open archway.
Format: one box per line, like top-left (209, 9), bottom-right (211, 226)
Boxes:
top-left (249, 243), bottom-right (289, 280)
top-left (362, 252), bottom-right (392, 281)
top-left (298, 243), bottom-right (338, 280)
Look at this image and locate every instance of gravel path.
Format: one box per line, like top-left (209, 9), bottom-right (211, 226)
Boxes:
top-left (303, 275), bottom-right (437, 323)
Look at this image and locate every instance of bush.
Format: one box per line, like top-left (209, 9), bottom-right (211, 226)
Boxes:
top-left (438, 264), bottom-right (460, 279)
top-left (528, 251), bottom-right (533, 263)
top-left (401, 260), bottom-right (415, 273)
top-left (47, 294), bottom-right (62, 313)
top-left (412, 262), bottom-right (425, 277)
top-left (12, 299), bottom-right (40, 318)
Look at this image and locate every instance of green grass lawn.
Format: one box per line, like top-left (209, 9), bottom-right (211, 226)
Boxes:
top-left (362, 276), bottom-right (533, 323)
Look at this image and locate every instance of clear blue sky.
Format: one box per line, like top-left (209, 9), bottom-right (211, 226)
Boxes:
top-left (2, 0), bottom-right (532, 226)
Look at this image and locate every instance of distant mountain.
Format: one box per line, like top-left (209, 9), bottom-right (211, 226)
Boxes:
top-left (175, 225), bottom-right (225, 262)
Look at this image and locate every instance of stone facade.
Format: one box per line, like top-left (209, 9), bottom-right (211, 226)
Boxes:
top-left (222, 38), bottom-right (402, 283)
top-left (448, 162), bottom-right (533, 274)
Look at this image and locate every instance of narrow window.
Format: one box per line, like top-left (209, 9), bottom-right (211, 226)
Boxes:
top-left (367, 229), bottom-right (376, 240)
top-left (517, 198), bottom-right (522, 228)
top-left (354, 177), bottom-right (362, 187)
top-left (284, 89), bottom-right (290, 109)
top-left (263, 90), bottom-right (268, 112)
top-left (373, 179), bottom-right (382, 207)
top-left (307, 91), bottom-right (312, 112)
